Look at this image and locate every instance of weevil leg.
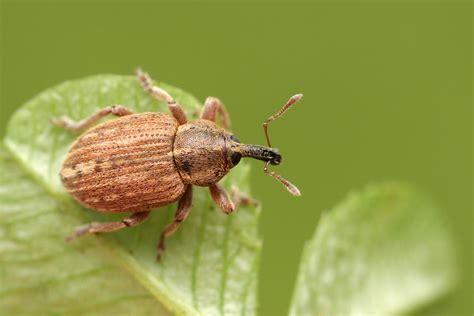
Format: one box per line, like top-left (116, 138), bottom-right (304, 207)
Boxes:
top-left (230, 185), bottom-right (260, 209)
top-left (135, 68), bottom-right (188, 125)
top-left (157, 185), bottom-right (193, 261)
top-left (209, 183), bottom-right (235, 214)
top-left (201, 96), bottom-right (231, 130)
top-left (66, 211), bottom-right (150, 241)
top-left (50, 105), bottom-right (134, 132)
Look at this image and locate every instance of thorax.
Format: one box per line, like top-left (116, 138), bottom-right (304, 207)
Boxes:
top-left (173, 119), bottom-right (230, 186)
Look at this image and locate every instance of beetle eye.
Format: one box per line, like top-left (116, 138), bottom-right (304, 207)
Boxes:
top-left (230, 135), bottom-right (240, 143)
top-left (231, 152), bottom-right (242, 166)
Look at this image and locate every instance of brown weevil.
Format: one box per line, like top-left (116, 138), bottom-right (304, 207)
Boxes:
top-left (52, 69), bottom-right (302, 260)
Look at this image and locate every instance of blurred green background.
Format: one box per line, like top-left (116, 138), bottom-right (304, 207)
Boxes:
top-left (1, 1), bottom-right (472, 315)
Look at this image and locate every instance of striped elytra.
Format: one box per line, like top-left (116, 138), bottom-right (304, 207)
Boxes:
top-left (61, 112), bottom-right (186, 212)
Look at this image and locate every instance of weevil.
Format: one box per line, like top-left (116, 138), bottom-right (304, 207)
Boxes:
top-left (52, 69), bottom-right (302, 260)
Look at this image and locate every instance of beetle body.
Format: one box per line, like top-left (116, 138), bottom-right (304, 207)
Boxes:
top-left (54, 69), bottom-right (302, 260)
top-left (61, 112), bottom-right (241, 213)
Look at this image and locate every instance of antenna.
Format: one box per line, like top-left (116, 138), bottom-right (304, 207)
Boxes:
top-left (261, 94), bottom-right (303, 196)
top-left (263, 94), bottom-right (303, 147)
top-left (264, 161), bottom-right (301, 196)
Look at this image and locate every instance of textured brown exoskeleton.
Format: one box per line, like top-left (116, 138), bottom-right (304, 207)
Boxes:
top-left (52, 69), bottom-right (302, 260)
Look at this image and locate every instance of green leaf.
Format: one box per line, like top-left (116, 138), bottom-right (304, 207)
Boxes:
top-left (1, 75), bottom-right (261, 315)
top-left (289, 183), bottom-right (457, 316)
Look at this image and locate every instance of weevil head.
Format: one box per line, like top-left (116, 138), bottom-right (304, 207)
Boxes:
top-left (173, 117), bottom-right (296, 196)
top-left (173, 118), bottom-right (284, 187)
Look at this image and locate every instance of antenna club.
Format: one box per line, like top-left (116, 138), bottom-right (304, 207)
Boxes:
top-left (288, 183), bottom-right (301, 196)
top-left (289, 94), bottom-right (303, 105)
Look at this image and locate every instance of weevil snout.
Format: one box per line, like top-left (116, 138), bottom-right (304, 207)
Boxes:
top-left (232, 143), bottom-right (281, 166)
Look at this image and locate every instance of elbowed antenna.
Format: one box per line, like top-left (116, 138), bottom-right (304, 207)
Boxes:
top-left (261, 94), bottom-right (303, 197)
top-left (264, 161), bottom-right (301, 196)
top-left (263, 93), bottom-right (303, 148)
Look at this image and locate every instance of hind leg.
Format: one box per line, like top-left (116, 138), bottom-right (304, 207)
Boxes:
top-left (66, 211), bottom-right (150, 241)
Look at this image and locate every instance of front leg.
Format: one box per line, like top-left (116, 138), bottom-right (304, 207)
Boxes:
top-left (157, 185), bottom-right (193, 261)
top-left (230, 185), bottom-right (260, 209)
top-left (201, 96), bottom-right (231, 130)
top-left (210, 184), bottom-right (258, 215)
top-left (136, 68), bottom-right (188, 125)
top-left (209, 183), bottom-right (235, 214)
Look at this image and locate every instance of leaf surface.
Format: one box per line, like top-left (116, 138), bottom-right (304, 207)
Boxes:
top-left (289, 183), bottom-right (457, 316)
top-left (1, 75), bottom-right (261, 315)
